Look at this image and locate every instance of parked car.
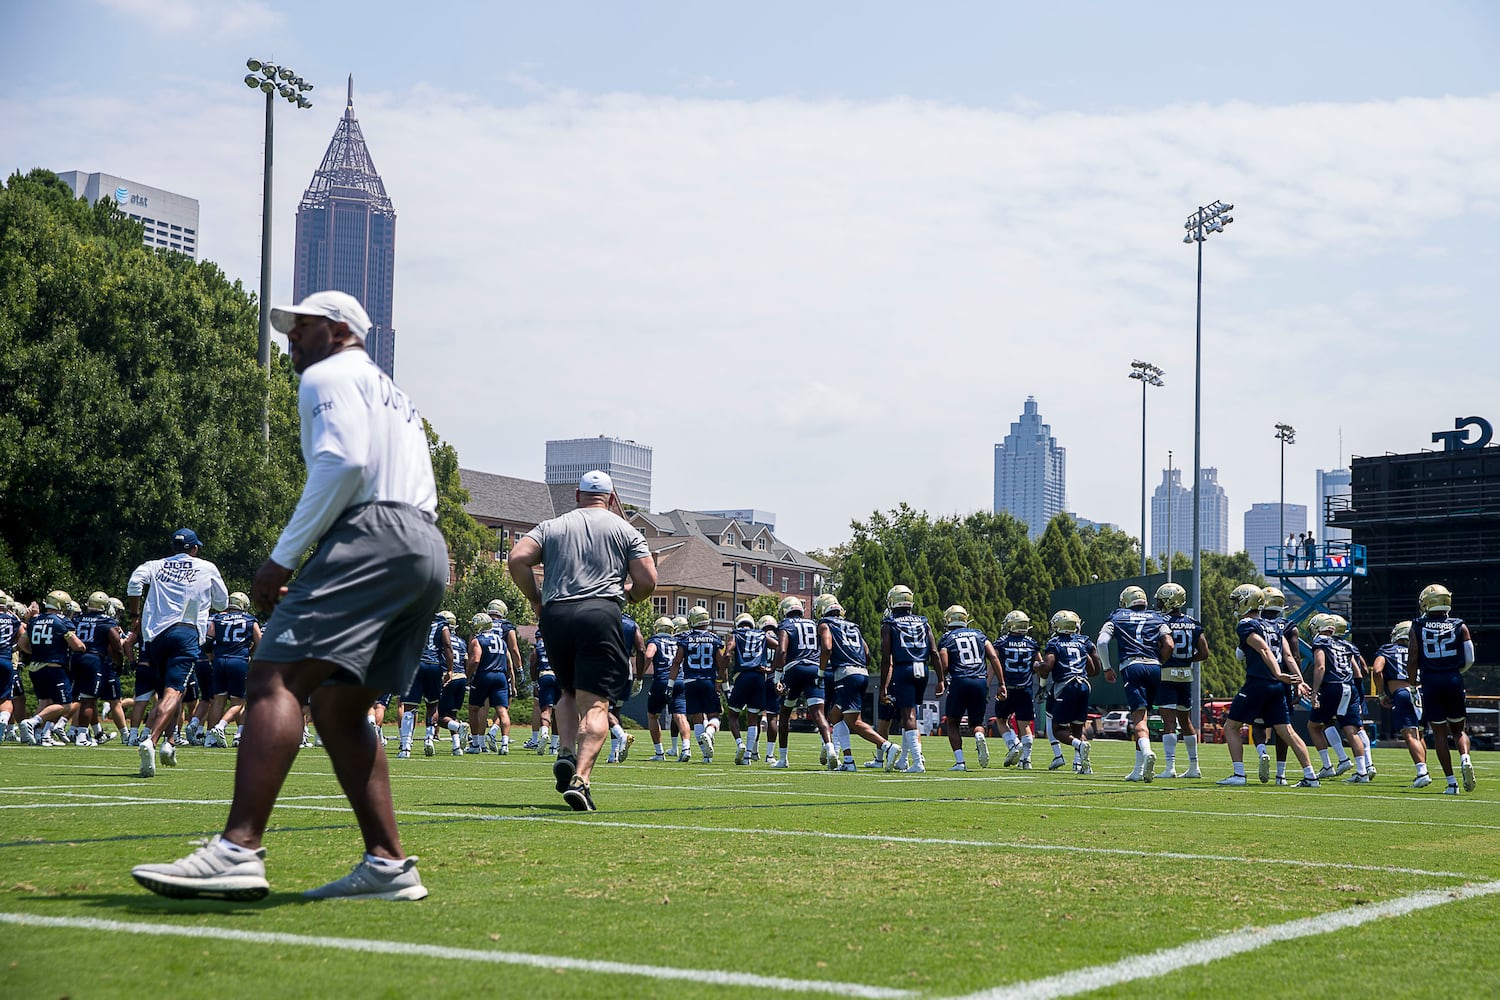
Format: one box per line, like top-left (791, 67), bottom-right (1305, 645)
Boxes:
top-left (1099, 710), bottom-right (1131, 739)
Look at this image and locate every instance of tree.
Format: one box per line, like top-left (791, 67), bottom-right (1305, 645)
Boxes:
top-left (1037, 517), bottom-right (1086, 589)
top-left (444, 561), bottom-right (533, 637)
top-left (1197, 551), bottom-right (1265, 697)
top-left (424, 419), bottom-right (493, 579)
top-left (0, 169), bottom-right (304, 597)
top-left (746, 593), bottom-right (781, 622)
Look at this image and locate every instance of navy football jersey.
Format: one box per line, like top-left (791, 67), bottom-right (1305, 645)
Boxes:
top-left (534, 635), bottom-right (553, 675)
top-left (1375, 642), bottom-right (1409, 686)
top-left (1312, 634), bottom-right (1353, 684)
top-left (474, 630), bottom-right (508, 674)
top-left (998, 634), bottom-right (1040, 692)
top-left (76, 611), bottom-right (119, 658)
top-left (1103, 608), bottom-right (1170, 663)
top-left (1044, 633), bottom-right (1095, 685)
top-left (0, 610), bottom-right (18, 659)
top-left (678, 628), bottom-right (724, 681)
top-left (885, 613), bottom-right (933, 666)
top-left (1237, 618), bottom-right (1279, 681)
top-left (822, 617), bottom-right (868, 671)
top-left (210, 610), bottom-right (258, 659)
top-left (26, 612), bottom-right (76, 664)
top-left (938, 626), bottom-right (989, 680)
top-left (1413, 614), bottom-right (1466, 674)
top-left (448, 633), bottom-right (468, 676)
top-left (731, 626), bottom-right (769, 673)
top-left (647, 632), bottom-right (677, 682)
top-left (779, 615), bottom-right (820, 667)
top-left (1163, 611), bottom-right (1204, 675)
top-left (420, 617), bottom-right (447, 666)
top-left (621, 614), bottom-right (639, 655)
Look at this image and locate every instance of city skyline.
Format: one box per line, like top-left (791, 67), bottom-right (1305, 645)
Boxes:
top-left (292, 77), bottom-right (398, 377)
top-left (5, 4), bottom-right (1497, 553)
top-left (993, 397), bottom-right (1067, 540)
top-left (1152, 467), bottom-right (1230, 564)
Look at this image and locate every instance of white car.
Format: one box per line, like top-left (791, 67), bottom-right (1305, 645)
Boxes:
top-left (1099, 711), bottom-right (1131, 739)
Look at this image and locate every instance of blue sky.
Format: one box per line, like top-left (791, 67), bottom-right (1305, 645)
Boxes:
top-left (5, 1), bottom-right (1500, 553)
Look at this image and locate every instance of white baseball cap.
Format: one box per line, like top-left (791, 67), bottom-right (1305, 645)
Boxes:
top-left (270, 290), bottom-right (371, 339)
top-left (578, 470), bottom-right (614, 494)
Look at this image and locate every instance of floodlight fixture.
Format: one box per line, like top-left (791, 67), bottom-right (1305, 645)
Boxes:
top-left (244, 74), bottom-right (260, 88)
top-left (246, 58), bottom-right (262, 72)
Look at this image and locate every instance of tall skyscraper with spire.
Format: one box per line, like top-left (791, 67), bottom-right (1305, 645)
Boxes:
top-left (993, 397), bottom-right (1067, 539)
top-left (293, 76), bottom-right (398, 376)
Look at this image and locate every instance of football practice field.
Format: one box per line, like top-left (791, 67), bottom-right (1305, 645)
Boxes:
top-left (2, 735), bottom-right (1496, 999)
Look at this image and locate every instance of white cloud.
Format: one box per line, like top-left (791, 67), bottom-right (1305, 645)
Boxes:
top-left (7, 80), bottom-right (1500, 552)
top-left (93, 0), bottom-right (281, 35)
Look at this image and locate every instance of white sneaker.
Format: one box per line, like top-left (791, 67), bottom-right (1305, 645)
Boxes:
top-left (827, 750), bottom-right (841, 772)
top-left (1003, 742), bottom-right (1021, 768)
top-left (397, 748), bottom-right (411, 759)
top-left (138, 739), bottom-right (156, 777)
top-left (905, 759), bottom-right (926, 774)
top-left (975, 733), bottom-right (990, 768)
top-left (1462, 759), bottom-right (1477, 793)
top-left (423, 740), bottom-right (435, 757)
top-left (1442, 784), bottom-right (1460, 795)
top-left (1316, 766), bottom-right (1336, 780)
top-left (863, 757), bottom-right (883, 769)
top-left (1334, 759), bottom-right (1354, 777)
top-left (303, 856), bottom-right (428, 901)
top-left (132, 836), bottom-right (269, 901)
top-left (769, 758), bottom-right (789, 769)
top-left (1078, 741), bottom-right (1090, 769)
top-left (1258, 752), bottom-right (1271, 784)
top-left (1183, 765), bottom-right (1201, 779)
top-left (1048, 755), bottom-right (1067, 771)
top-left (1275, 776), bottom-right (1288, 786)
top-left (1142, 750), bottom-right (1157, 783)
top-left (819, 744), bottom-right (830, 766)
top-left (883, 744), bottom-right (902, 773)
top-left (1344, 773), bottom-right (1371, 784)
top-left (1216, 774), bottom-right (1248, 786)
top-left (735, 743), bottom-right (748, 766)
top-left (678, 748), bottom-right (692, 763)
top-left (697, 732), bottom-right (713, 763)
top-left (159, 740), bottom-right (177, 768)
top-left (1158, 768), bottom-right (1180, 779)
top-left (949, 762), bottom-right (967, 771)
top-left (17, 719), bottom-right (36, 745)
top-left (1412, 773), bottom-right (1433, 789)
top-left (620, 733), bottom-right (635, 762)
top-left (1126, 772), bottom-right (1143, 782)
top-left (838, 761), bottom-right (857, 772)
top-left (649, 752), bottom-right (666, 761)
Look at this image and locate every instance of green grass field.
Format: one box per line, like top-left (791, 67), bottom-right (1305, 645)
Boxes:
top-left (2, 733), bottom-right (1496, 999)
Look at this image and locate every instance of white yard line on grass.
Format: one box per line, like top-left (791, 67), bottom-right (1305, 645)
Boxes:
top-left (968, 797), bottom-right (1500, 833)
top-left (257, 805), bottom-right (1482, 880)
top-left (942, 879), bottom-right (1500, 1000)
top-left (0, 912), bottom-right (915, 998)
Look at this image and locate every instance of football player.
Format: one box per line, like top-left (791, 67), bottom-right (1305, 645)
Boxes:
top-left (478, 600), bottom-right (523, 752)
top-left (994, 610), bottom-right (1041, 768)
top-left (397, 611), bottom-right (453, 758)
top-left (725, 612), bottom-right (770, 765)
top-left (467, 613), bottom-right (516, 754)
top-left (773, 597), bottom-right (835, 768)
top-left (880, 586), bottom-right (935, 773)
top-left (818, 596), bottom-right (893, 770)
top-left (671, 606), bottom-right (725, 762)
top-left (1248, 587), bottom-right (1300, 784)
top-left (1334, 617), bottom-right (1375, 777)
top-left (434, 610), bottom-right (471, 755)
top-left (1308, 615), bottom-right (1370, 782)
top-left (1408, 584), bottom-right (1475, 794)
top-left (936, 605), bottom-right (1002, 770)
top-left (1372, 620), bottom-right (1429, 788)
top-left (1153, 583), bottom-right (1207, 779)
top-left (669, 615), bottom-right (692, 759)
top-left (531, 632), bottom-right (561, 755)
top-left (73, 591), bottom-right (125, 745)
top-left (1040, 610), bottom-right (1099, 774)
top-left (204, 592), bottom-right (260, 748)
top-left (642, 616), bottom-right (677, 760)
top-left (15, 591), bottom-right (86, 746)
top-left (1216, 585), bottom-right (1318, 787)
top-left (1096, 586), bottom-right (1173, 782)
top-left (604, 612), bottom-right (645, 763)
top-left (759, 614), bottom-right (782, 763)
top-left (0, 596), bottom-right (21, 739)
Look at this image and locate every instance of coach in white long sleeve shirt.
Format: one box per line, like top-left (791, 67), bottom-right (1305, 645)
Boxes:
top-left (134, 291), bottom-right (447, 903)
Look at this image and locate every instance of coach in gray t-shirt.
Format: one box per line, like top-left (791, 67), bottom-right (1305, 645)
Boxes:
top-left (509, 471), bottom-right (656, 811)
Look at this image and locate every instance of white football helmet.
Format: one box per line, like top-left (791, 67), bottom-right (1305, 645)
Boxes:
top-left (1261, 587), bottom-right (1287, 613)
top-left (439, 609), bottom-right (457, 628)
top-left (43, 590), bottom-right (72, 612)
top-left (486, 599), bottom-right (509, 619)
top-left (757, 615), bottom-right (778, 630)
top-left (1050, 610), bottom-right (1081, 635)
top-left (471, 612), bottom-right (493, 632)
top-left (229, 591), bottom-right (252, 611)
top-left (1418, 584), bottom-right (1452, 613)
top-left (1330, 615), bottom-right (1349, 638)
top-left (672, 616), bottom-right (689, 634)
top-left (1003, 610), bottom-right (1031, 634)
top-left (1118, 586), bottom-right (1148, 608)
top-left (944, 605), bottom-right (970, 628)
top-left (1390, 620), bottom-right (1412, 644)
top-left (687, 606), bottom-right (711, 628)
top-left (654, 616), bottom-right (674, 634)
top-left (108, 597), bottom-right (126, 617)
top-left (87, 591), bottom-right (111, 611)
top-left (734, 612), bottom-right (755, 629)
top-left (885, 585), bottom-right (914, 611)
top-left (778, 596), bottom-right (804, 617)
top-left (812, 593), bottom-right (841, 618)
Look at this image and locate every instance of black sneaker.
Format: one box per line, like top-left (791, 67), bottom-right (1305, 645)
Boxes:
top-left (561, 775), bottom-right (595, 811)
top-left (553, 750), bottom-right (577, 793)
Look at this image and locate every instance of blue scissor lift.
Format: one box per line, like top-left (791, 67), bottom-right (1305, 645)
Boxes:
top-left (1262, 542), bottom-right (1368, 659)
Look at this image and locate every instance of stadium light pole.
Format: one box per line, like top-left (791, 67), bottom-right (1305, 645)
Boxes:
top-left (721, 561), bottom-right (741, 624)
top-left (244, 59), bottom-right (314, 442)
top-left (1183, 199), bottom-right (1233, 732)
top-left (1129, 360), bottom-right (1165, 578)
top-left (1275, 423), bottom-right (1296, 572)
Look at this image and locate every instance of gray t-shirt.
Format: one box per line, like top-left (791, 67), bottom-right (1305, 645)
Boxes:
top-left (526, 507), bottom-right (652, 605)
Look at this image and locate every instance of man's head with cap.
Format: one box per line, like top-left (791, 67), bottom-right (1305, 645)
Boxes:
top-left (171, 528), bottom-right (201, 553)
top-left (270, 291), bottom-right (371, 374)
top-left (575, 470), bottom-right (616, 509)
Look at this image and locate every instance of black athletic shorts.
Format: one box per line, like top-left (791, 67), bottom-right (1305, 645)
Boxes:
top-left (539, 597), bottom-right (630, 702)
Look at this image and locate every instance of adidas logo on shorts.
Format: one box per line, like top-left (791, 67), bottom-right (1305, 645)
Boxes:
top-left (275, 628), bottom-right (297, 644)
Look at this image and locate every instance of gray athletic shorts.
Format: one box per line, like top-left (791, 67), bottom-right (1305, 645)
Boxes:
top-left (257, 501), bottom-right (447, 694)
